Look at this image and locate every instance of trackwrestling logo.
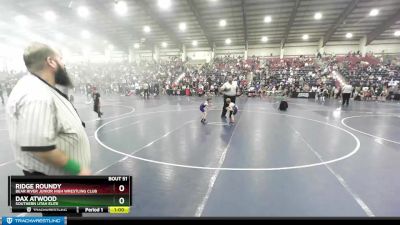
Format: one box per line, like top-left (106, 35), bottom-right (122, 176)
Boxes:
top-left (2, 217), bottom-right (65, 225)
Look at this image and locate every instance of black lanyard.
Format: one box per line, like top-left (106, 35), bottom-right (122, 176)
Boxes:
top-left (31, 74), bottom-right (86, 128)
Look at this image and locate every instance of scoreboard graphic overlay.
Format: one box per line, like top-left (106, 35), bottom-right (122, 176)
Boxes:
top-left (8, 176), bottom-right (132, 214)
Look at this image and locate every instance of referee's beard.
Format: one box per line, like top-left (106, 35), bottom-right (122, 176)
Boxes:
top-left (55, 62), bottom-right (73, 88)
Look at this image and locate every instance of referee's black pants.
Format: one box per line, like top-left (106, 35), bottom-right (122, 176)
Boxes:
top-left (342, 93), bottom-right (351, 106)
top-left (221, 95), bottom-right (236, 117)
top-left (143, 89), bottom-right (149, 99)
top-left (23, 170), bottom-right (82, 217)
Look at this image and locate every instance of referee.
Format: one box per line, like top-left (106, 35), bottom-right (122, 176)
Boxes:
top-left (341, 82), bottom-right (353, 106)
top-left (219, 76), bottom-right (238, 118)
top-left (6, 42), bottom-right (91, 177)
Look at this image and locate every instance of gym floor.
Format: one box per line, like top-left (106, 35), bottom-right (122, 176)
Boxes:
top-left (1, 94), bottom-right (400, 217)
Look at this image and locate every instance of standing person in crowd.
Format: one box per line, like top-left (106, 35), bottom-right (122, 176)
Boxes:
top-left (154, 81), bottom-right (160, 96)
top-left (335, 86), bottom-right (341, 99)
top-left (6, 42), bottom-right (91, 209)
top-left (317, 86), bottom-right (326, 103)
top-left (379, 87), bottom-right (388, 102)
top-left (342, 82), bottom-right (353, 106)
top-left (219, 76), bottom-right (238, 118)
top-left (6, 82), bottom-right (12, 97)
top-left (85, 83), bottom-right (92, 104)
top-left (93, 92), bottom-right (103, 119)
top-left (143, 81), bottom-right (150, 99)
top-left (0, 83), bottom-right (4, 104)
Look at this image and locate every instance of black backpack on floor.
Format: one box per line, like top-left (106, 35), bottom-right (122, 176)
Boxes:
top-left (279, 101), bottom-right (288, 111)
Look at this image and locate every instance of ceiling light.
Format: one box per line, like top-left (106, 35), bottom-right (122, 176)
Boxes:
top-left (83, 47), bottom-right (91, 54)
top-left (44, 11), bottom-right (57, 21)
top-left (115, 1), bottom-right (128, 15)
top-left (369, 9), bottom-right (379, 17)
top-left (77, 6), bottom-right (90, 18)
top-left (143, 26), bottom-right (151, 33)
top-left (345, 33), bottom-right (353, 38)
top-left (61, 48), bottom-right (71, 57)
top-left (219, 19), bottom-right (226, 27)
top-left (134, 43), bottom-right (140, 49)
top-left (179, 22), bottom-right (186, 31)
top-left (302, 34), bottom-right (309, 40)
top-left (162, 42), bottom-right (168, 48)
top-left (261, 36), bottom-right (268, 42)
top-left (15, 15), bottom-right (29, 26)
top-left (264, 16), bottom-right (272, 23)
top-left (158, 0), bottom-right (171, 10)
top-left (192, 40), bottom-right (198, 46)
top-left (394, 30), bottom-right (400, 37)
top-left (225, 38), bottom-right (231, 45)
top-left (314, 12), bottom-right (322, 20)
top-left (81, 30), bottom-right (91, 39)
top-left (55, 33), bottom-right (65, 41)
